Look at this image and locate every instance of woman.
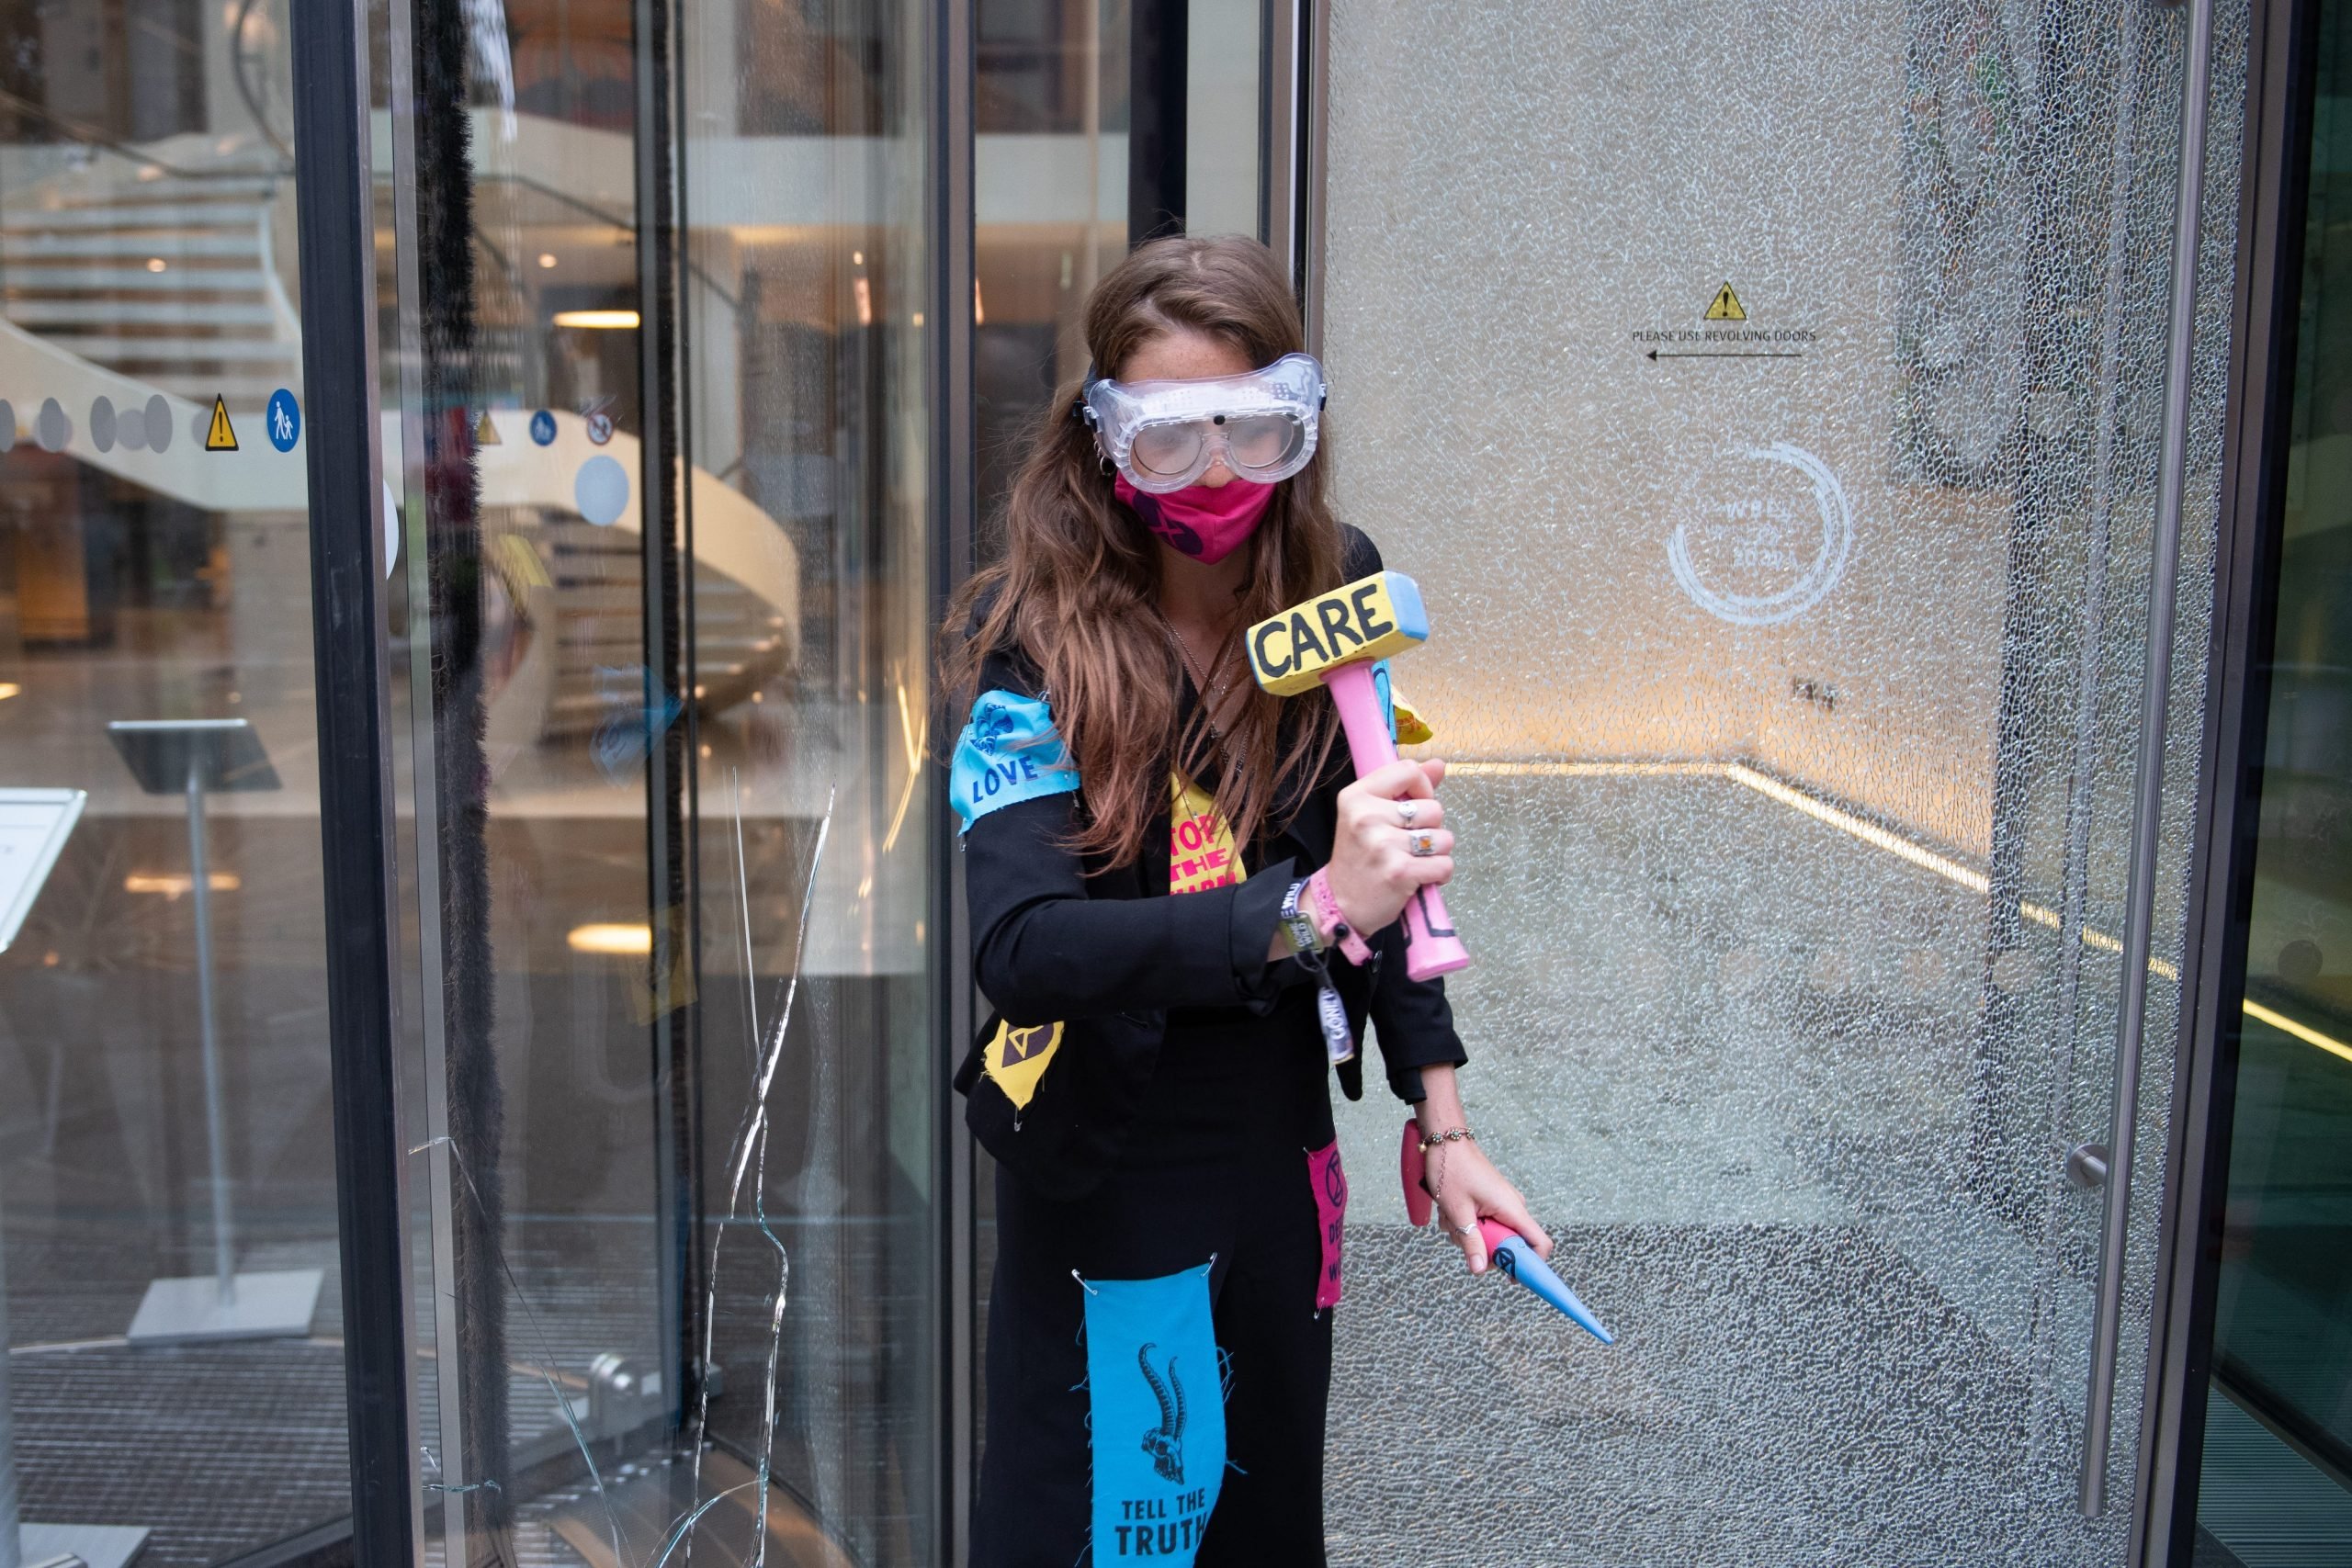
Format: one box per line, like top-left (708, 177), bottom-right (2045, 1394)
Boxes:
top-left (944, 235), bottom-right (1549, 1567)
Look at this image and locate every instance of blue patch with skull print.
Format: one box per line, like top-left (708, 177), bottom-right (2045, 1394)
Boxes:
top-left (1080, 1261), bottom-right (1226, 1563)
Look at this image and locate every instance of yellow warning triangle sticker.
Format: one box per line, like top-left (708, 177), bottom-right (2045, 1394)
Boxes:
top-left (1704, 282), bottom-right (1747, 321)
top-left (204, 396), bottom-right (238, 451)
top-left (474, 409), bottom-right (503, 446)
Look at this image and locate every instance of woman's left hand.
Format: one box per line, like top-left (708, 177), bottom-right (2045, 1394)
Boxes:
top-left (1427, 1136), bottom-right (1551, 1276)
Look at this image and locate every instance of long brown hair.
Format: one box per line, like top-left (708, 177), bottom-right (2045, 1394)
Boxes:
top-left (943, 236), bottom-right (1346, 865)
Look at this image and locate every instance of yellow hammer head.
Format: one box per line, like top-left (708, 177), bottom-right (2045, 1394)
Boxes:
top-left (1245, 570), bottom-right (1430, 695)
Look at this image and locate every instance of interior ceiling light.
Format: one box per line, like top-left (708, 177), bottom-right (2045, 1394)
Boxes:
top-left (538, 253), bottom-right (559, 268)
top-left (146, 258), bottom-right (166, 273)
top-left (568, 922), bottom-right (652, 955)
top-left (552, 309), bottom-right (640, 330)
top-left (0, 682), bottom-right (19, 700)
top-left (125, 872), bottom-right (240, 897)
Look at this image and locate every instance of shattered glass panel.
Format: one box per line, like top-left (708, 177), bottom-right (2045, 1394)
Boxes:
top-left (1317, 2), bottom-right (2242, 1562)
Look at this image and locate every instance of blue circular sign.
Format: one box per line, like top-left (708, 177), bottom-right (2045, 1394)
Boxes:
top-left (266, 389), bottom-right (301, 452)
top-left (530, 409), bottom-right (557, 446)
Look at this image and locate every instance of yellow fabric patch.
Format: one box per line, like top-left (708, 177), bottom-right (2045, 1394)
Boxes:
top-left (1170, 773), bottom-right (1247, 895)
top-left (984, 1019), bottom-right (1064, 1111)
top-left (1390, 687), bottom-right (1434, 746)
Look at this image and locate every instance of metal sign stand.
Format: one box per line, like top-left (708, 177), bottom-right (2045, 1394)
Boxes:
top-left (104, 720), bottom-right (322, 1346)
top-left (0, 791), bottom-right (151, 1567)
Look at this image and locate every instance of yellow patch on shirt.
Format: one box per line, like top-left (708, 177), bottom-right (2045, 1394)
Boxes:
top-left (1170, 773), bottom-right (1247, 895)
top-left (1389, 687), bottom-right (1434, 746)
top-left (984, 1019), bottom-right (1064, 1111)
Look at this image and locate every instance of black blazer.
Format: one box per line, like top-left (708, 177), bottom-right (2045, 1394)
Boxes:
top-left (951, 526), bottom-right (1468, 1200)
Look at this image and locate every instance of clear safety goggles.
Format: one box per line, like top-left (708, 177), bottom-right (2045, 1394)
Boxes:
top-left (1078, 353), bottom-right (1328, 493)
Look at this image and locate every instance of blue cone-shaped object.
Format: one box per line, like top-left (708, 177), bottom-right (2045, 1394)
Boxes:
top-left (1479, 1221), bottom-right (1613, 1345)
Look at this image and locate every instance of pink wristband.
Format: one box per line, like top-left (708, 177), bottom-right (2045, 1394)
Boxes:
top-left (1306, 867), bottom-right (1374, 965)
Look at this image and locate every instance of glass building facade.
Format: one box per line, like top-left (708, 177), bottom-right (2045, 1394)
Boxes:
top-left (0, 2), bottom-right (2340, 1565)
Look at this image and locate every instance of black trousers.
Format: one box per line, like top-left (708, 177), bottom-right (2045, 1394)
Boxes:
top-left (971, 1027), bottom-right (1337, 1568)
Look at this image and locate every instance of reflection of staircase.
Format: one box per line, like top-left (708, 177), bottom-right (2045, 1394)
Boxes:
top-left (0, 167), bottom-right (300, 412)
top-left (0, 141), bottom-right (799, 731)
top-left (538, 520), bottom-right (791, 735)
top-left (471, 410), bottom-right (803, 741)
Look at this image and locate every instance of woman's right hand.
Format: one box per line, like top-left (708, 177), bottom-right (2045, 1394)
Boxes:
top-left (1321, 758), bottom-right (1453, 937)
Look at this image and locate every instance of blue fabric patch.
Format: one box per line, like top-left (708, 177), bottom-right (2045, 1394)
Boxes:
top-left (951, 688), bottom-right (1080, 833)
top-left (1371, 659), bottom-right (1397, 743)
top-left (1084, 1263), bottom-right (1226, 1564)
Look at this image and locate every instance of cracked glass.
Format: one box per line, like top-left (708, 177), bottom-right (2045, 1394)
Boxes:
top-left (1317, 2), bottom-right (2243, 1562)
top-left (379, 0), bottom-right (939, 1562)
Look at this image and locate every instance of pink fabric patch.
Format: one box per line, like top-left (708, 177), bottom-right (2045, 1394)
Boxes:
top-left (1307, 1141), bottom-right (1348, 1309)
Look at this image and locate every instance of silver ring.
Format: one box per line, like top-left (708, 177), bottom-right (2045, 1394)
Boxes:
top-left (1396, 800), bottom-right (1421, 827)
top-left (1450, 1224), bottom-right (1478, 1238)
top-left (1407, 829), bottom-right (1438, 857)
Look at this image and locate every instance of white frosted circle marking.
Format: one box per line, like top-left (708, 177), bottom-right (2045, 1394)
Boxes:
top-left (575, 454), bottom-right (630, 526)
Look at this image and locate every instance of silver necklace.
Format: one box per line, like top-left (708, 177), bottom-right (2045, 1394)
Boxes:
top-left (1163, 615), bottom-right (1233, 736)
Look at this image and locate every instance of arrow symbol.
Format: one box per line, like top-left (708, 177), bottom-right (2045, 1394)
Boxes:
top-left (1646, 349), bottom-right (1805, 361)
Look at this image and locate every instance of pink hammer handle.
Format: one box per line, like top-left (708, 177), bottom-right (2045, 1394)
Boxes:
top-left (1321, 660), bottom-right (1471, 982)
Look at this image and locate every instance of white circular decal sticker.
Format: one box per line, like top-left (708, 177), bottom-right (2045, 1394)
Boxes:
top-left (1668, 442), bottom-right (1854, 626)
top-left (574, 454), bottom-right (630, 526)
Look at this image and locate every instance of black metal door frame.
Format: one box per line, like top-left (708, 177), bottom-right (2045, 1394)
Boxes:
top-left (286, 0), bottom-right (415, 1562)
top-left (630, 0), bottom-right (707, 1457)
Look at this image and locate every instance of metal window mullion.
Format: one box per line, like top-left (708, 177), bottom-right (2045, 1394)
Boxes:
top-left (286, 0), bottom-right (417, 1560)
top-left (1128, 0), bottom-right (1189, 242)
top-left (1299, 0), bottom-right (1329, 354)
top-left (935, 0), bottom-right (978, 1559)
top-left (1261, 0), bottom-right (1298, 259)
top-left (633, 0), bottom-right (701, 1434)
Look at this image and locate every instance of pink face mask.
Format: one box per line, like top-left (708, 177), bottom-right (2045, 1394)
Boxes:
top-left (1115, 472), bottom-right (1276, 565)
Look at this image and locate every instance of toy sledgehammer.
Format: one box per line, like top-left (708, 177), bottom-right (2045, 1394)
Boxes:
top-left (1245, 571), bottom-right (1469, 981)
top-left (1400, 1121), bottom-right (1613, 1345)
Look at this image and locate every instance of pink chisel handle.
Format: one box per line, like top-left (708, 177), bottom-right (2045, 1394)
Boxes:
top-left (1321, 660), bottom-right (1470, 982)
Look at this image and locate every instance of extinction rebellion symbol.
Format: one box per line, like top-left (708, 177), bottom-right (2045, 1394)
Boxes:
top-left (1667, 441), bottom-right (1854, 626)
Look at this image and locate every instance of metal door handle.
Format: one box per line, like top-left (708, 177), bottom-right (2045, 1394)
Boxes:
top-left (2078, 0), bottom-right (2215, 1518)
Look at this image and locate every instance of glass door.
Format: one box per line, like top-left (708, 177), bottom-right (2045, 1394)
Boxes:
top-left (1314, 2), bottom-right (2240, 1561)
top-left (0, 0), bottom-right (356, 1559)
top-left (375, 0), bottom-right (944, 1562)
